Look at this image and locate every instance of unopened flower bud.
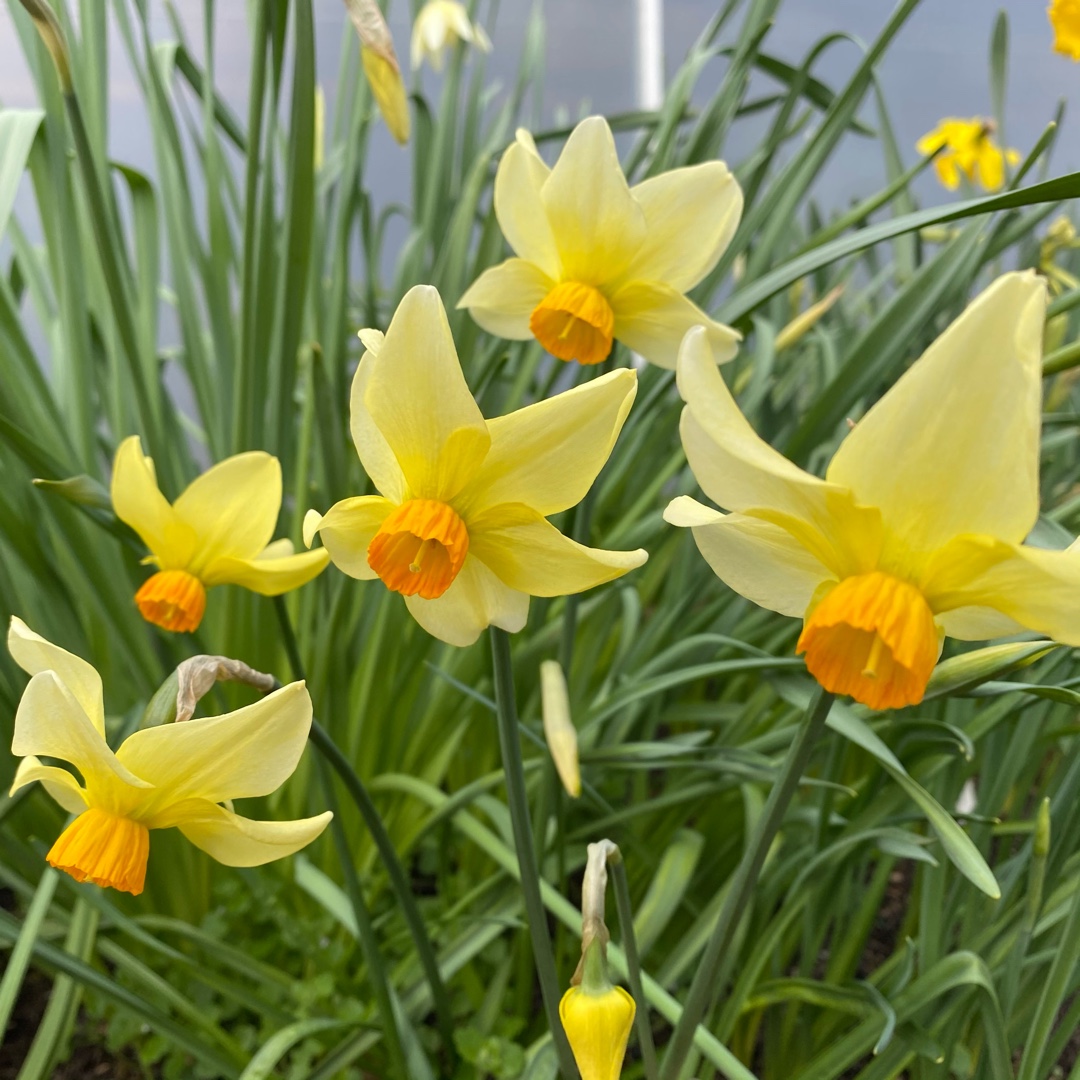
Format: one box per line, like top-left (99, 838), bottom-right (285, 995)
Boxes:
top-left (541, 660), bottom-right (581, 797)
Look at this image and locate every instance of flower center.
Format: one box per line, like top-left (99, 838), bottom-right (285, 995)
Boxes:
top-left (47, 807), bottom-right (150, 895)
top-left (529, 281), bottom-right (615, 365)
top-left (135, 569), bottom-right (207, 633)
top-left (796, 570), bottom-right (939, 710)
top-left (367, 499), bottom-right (469, 599)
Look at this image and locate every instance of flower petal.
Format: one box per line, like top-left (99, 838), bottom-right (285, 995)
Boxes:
top-left (349, 351), bottom-right (408, 503)
top-left (664, 497), bottom-right (834, 618)
top-left (826, 272), bottom-right (1047, 551)
top-left (540, 116), bottom-right (646, 283)
top-left (458, 368), bottom-right (637, 517)
top-left (305, 496), bottom-right (396, 580)
top-left (201, 548), bottom-right (330, 594)
top-left (404, 555), bottom-right (529, 646)
top-left (176, 803), bottom-right (332, 867)
top-left (922, 535), bottom-right (1080, 644)
top-left (10, 756), bottom-right (88, 815)
top-left (469, 506), bottom-right (646, 597)
top-left (364, 285), bottom-right (491, 501)
top-left (174, 452), bottom-right (282, 570)
top-left (8, 618), bottom-right (105, 737)
top-left (458, 258), bottom-right (554, 339)
top-left (110, 436), bottom-right (195, 567)
top-left (612, 281), bottom-right (740, 369)
top-left (624, 162), bottom-right (743, 291)
top-left (117, 682), bottom-right (313, 811)
top-left (494, 131), bottom-right (560, 278)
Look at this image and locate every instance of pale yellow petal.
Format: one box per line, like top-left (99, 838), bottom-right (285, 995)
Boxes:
top-left (305, 495), bottom-right (396, 580)
top-left (625, 162), bottom-right (743, 291)
top-left (110, 435), bottom-right (194, 566)
top-left (540, 116), bottom-right (646, 283)
top-left (494, 133), bottom-right (560, 278)
top-left (457, 368), bottom-right (637, 517)
top-left (174, 452), bottom-right (282, 570)
top-left (350, 353), bottom-right (408, 502)
top-left (664, 497), bottom-right (834, 618)
top-left (118, 682), bottom-right (313, 812)
top-left (826, 271), bottom-right (1047, 551)
top-left (10, 756), bottom-right (88, 815)
top-left (404, 555), bottom-right (529, 646)
top-left (8, 618), bottom-right (105, 737)
top-left (921, 535), bottom-right (1080, 645)
top-left (469, 506), bottom-right (646, 596)
top-left (177, 803), bottom-right (333, 867)
top-left (458, 258), bottom-right (554, 339)
top-left (612, 282), bottom-right (740, 369)
top-left (365, 285), bottom-right (491, 501)
top-left (201, 548), bottom-right (330, 594)
top-left (257, 538), bottom-right (295, 560)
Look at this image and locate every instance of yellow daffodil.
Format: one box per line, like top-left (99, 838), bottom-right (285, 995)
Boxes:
top-left (916, 117), bottom-right (1020, 192)
top-left (111, 437), bottom-right (329, 634)
top-left (1050, 0), bottom-right (1080, 59)
top-left (458, 116), bottom-right (742, 369)
top-left (411, 0), bottom-right (491, 72)
top-left (7, 618), bottom-right (331, 895)
top-left (304, 285), bottom-right (646, 647)
top-left (560, 977), bottom-right (635, 1080)
top-left (665, 271), bottom-right (1080, 711)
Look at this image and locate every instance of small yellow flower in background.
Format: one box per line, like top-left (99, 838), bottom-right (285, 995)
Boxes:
top-left (411, 1), bottom-right (491, 72)
top-left (459, 116), bottom-right (743, 369)
top-left (665, 271), bottom-right (1080, 711)
top-left (916, 117), bottom-right (1019, 192)
top-left (343, 0), bottom-right (411, 144)
top-left (304, 285), bottom-right (647, 647)
top-left (541, 659), bottom-right (580, 797)
top-left (111, 437), bottom-right (329, 634)
top-left (1049, 0), bottom-right (1080, 59)
top-left (7, 618), bottom-right (331, 895)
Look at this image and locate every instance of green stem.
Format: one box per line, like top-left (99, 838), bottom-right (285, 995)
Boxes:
top-left (272, 598), bottom-right (457, 1065)
top-left (659, 687), bottom-right (834, 1080)
top-left (609, 855), bottom-right (659, 1080)
top-left (490, 627), bottom-right (580, 1079)
top-left (315, 756), bottom-right (409, 1080)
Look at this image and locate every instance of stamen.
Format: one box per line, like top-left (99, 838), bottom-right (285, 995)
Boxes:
top-left (530, 282), bottom-right (615, 365)
top-left (368, 500), bottom-right (469, 599)
top-left (47, 808), bottom-right (150, 895)
top-left (135, 569), bottom-right (207, 633)
top-left (862, 634), bottom-right (887, 679)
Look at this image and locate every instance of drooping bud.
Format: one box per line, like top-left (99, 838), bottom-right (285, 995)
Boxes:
top-left (342, 0), bottom-right (411, 144)
top-left (140, 655), bottom-right (276, 728)
top-left (541, 660), bottom-right (581, 798)
top-left (774, 285), bottom-right (844, 352)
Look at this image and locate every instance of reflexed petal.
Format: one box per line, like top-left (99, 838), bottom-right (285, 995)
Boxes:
top-left (625, 161), bottom-right (743, 291)
top-left (922, 535), bottom-right (1080, 645)
top-left (365, 286), bottom-right (491, 501)
top-left (9, 618), bottom-right (105, 737)
top-left (110, 435), bottom-right (195, 567)
top-left (177, 803), bottom-right (332, 867)
top-left (827, 272), bottom-right (1047, 550)
top-left (174, 452), bottom-right (282, 569)
top-left (350, 353), bottom-right (408, 502)
top-left (494, 133), bottom-right (559, 278)
top-left (664, 497), bottom-right (834, 617)
top-left (201, 548), bottom-right (330, 594)
top-left (612, 282), bottom-right (740, 369)
top-left (10, 756), bottom-right (88, 815)
top-left (12, 672), bottom-right (150, 794)
top-left (469, 506), bottom-right (646, 596)
top-left (404, 556), bottom-right (529, 646)
top-left (458, 368), bottom-right (637, 516)
top-left (458, 258), bottom-right (554, 339)
top-left (118, 682), bottom-right (313, 810)
top-left (305, 496), bottom-right (396, 580)
top-left (540, 116), bottom-right (646, 283)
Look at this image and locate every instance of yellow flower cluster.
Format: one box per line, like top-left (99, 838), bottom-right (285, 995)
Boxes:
top-left (916, 117), bottom-right (1019, 192)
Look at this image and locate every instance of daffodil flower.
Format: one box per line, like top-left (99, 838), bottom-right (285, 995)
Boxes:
top-left (7, 618), bottom-right (331, 895)
top-left (304, 285), bottom-right (647, 647)
top-left (111, 437), bottom-right (329, 634)
top-left (1049, 0), bottom-right (1080, 60)
top-left (458, 116), bottom-right (742, 369)
top-left (916, 117), bottom-right (1019, 192)
top-left (665, 272), bottom-right (1080, 711)
top-left (411, 0), bottom-right (491, 71)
